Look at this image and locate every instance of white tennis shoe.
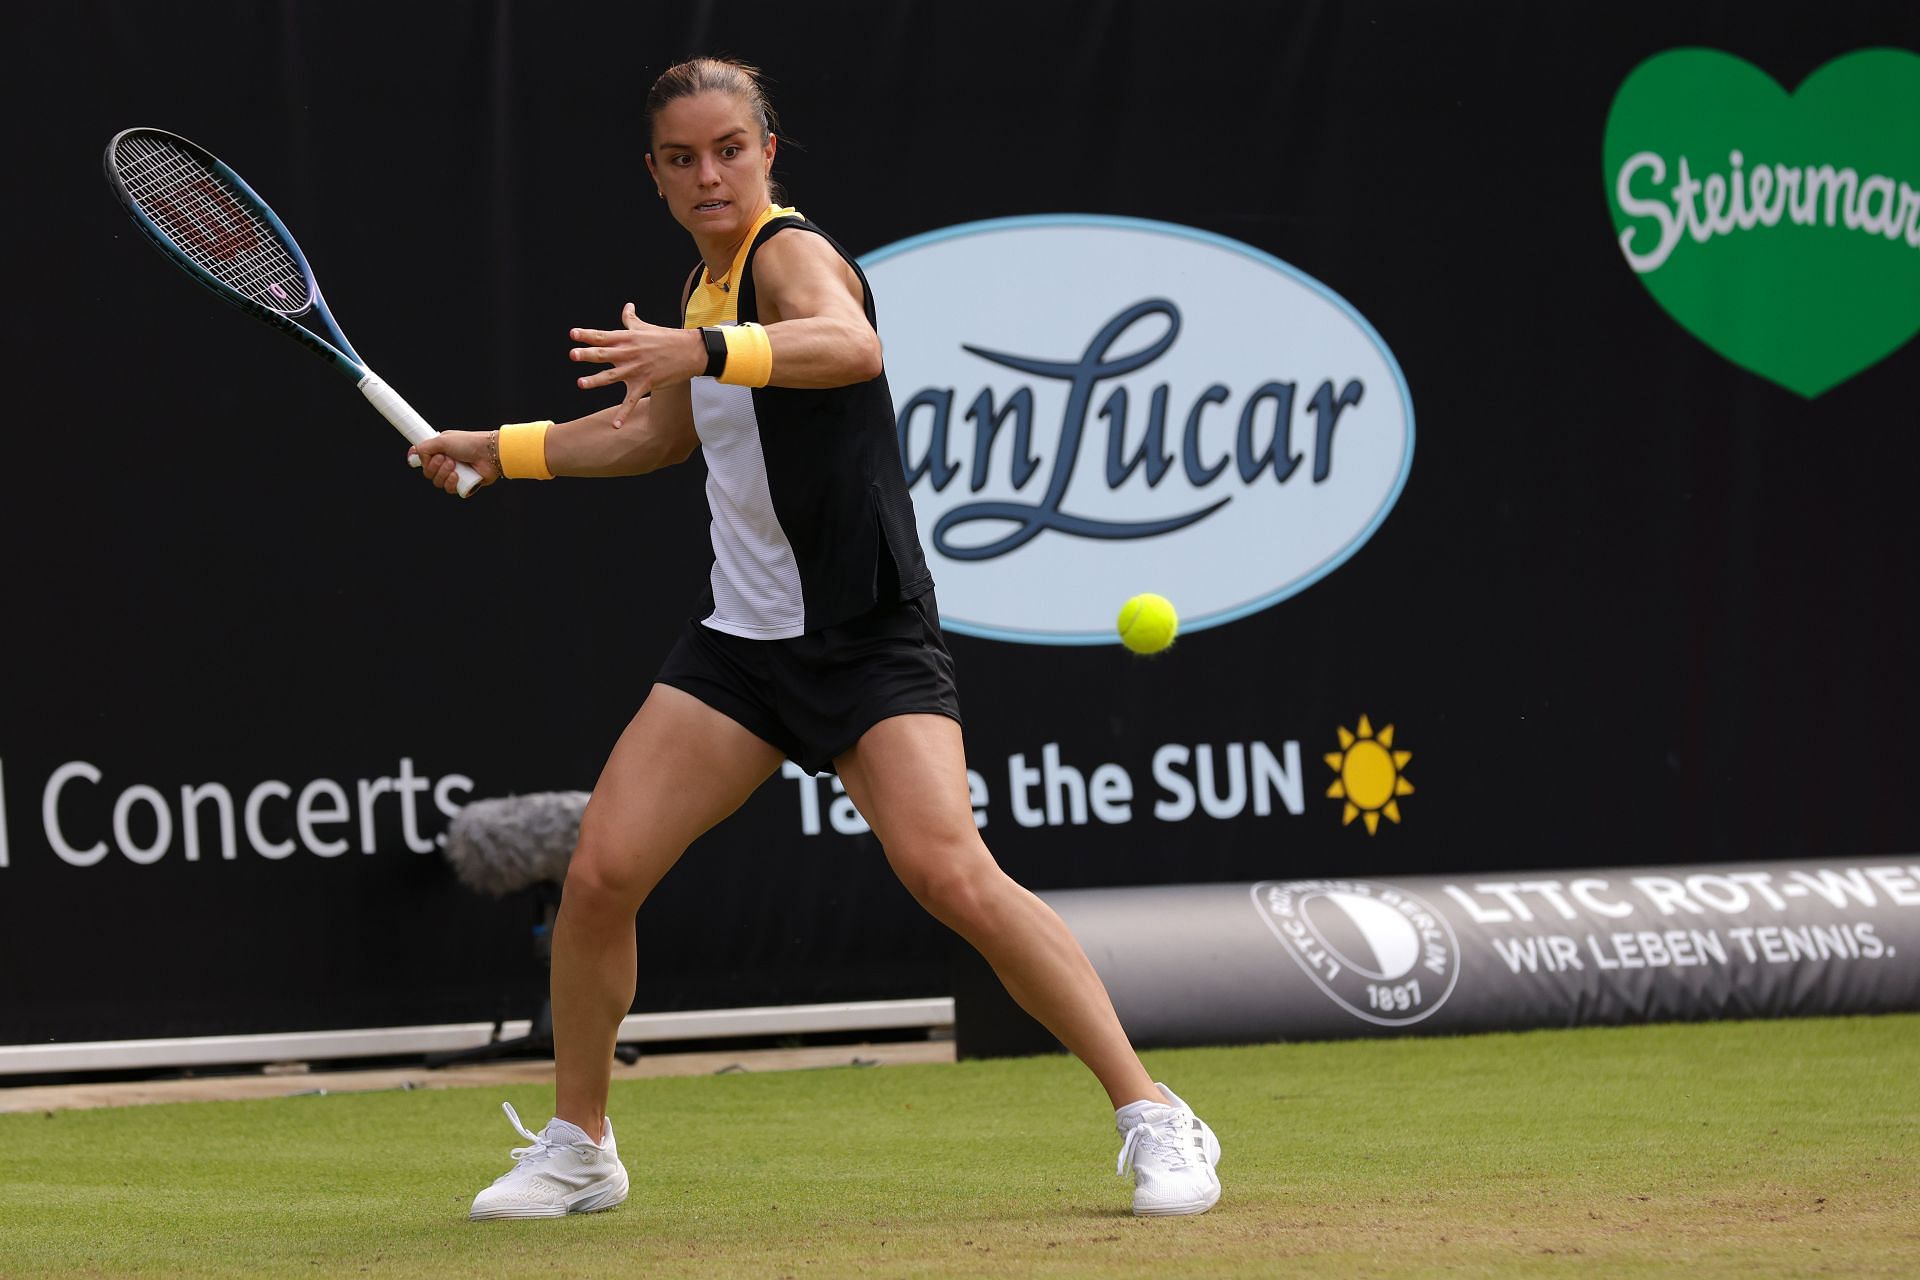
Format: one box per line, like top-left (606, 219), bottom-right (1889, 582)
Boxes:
top-left (468, 1101), bottom-right (629, 1221)
top-left (1115, 1083), bottom-right (1222, 1216)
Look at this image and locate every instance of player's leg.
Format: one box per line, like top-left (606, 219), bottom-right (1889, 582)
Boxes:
top-left (832, 713), bottom-right (1156, 1107)
top-left (472, 683), bottom-right (783, 1221)
top-left (834, 712), bottom-right (1221, 1216)
top-left (551, 683), bottom-right (784, 1139)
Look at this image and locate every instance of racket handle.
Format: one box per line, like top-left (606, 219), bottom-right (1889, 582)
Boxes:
top-left (358, 371), bottom-right (483, 499)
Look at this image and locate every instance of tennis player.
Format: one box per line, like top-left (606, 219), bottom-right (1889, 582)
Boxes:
top-left (413, 57), bottom-right (1222, 1222)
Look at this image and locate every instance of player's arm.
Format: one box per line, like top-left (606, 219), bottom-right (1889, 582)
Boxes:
top-left (568, 233), bottom-right (881, 398)
top-left (414, 275), bottom-right (704, 493)
top-left (556, 268), bottom-right (706, 474)
top-left (749, 230), bottom-right (884, 388)
top-left (408, 390), bottom-right (696, 492)
top-left (544, 388), bottom-right (698, 476)
top-left (553, 267), bottom-right (701, 473)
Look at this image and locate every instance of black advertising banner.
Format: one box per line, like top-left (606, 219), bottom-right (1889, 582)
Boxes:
top-left (3, 2), bottom-right (1919, 1048)
top-left (955, 858), bottom-right (1920, 1055)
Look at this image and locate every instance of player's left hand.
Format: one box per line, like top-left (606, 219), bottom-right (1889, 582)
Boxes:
top-left (570, 304), bottom-right (704, 428)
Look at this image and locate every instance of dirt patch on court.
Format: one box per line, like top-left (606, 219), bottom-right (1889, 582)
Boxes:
top-left (0, 1040), bottom-right (954, 1114)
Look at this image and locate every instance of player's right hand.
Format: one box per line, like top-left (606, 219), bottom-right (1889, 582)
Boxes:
top-left (410, 431), bottom-right (499, 494)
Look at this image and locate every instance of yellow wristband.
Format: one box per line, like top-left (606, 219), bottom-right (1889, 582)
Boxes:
top-left (498, 420), bottom-right (554, 480)
top-left (718, 322), bottom-right (773, 388)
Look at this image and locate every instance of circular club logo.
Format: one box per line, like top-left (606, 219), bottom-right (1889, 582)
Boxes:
top-left (1250, 879), bottom-right (1459, 1026)
top-left (861, 216), bottom-right (1415, 644)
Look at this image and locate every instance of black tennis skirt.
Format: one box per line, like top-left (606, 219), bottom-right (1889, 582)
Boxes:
top-left (655, 589), bottom-right (963, 776)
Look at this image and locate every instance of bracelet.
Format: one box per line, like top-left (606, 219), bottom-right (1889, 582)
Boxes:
top-left (700, 326), bottom-right (729, 379)
top-left (486, 429), bottom-right (501, 474)
top-left (498, 420), bottom-right (554, 480)
top-left (717, 322), bottom-right (773, 388)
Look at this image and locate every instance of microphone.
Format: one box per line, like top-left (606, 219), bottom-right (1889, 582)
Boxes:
top-left (443, 791), bottom-right (590, 897)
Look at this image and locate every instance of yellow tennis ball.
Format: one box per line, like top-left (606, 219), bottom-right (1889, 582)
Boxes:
top-left (1117, 593), bottom-right (1179, 654)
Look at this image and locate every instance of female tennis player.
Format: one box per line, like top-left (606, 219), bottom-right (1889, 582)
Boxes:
top-left (412, 57), bottom-right (1221, 1222)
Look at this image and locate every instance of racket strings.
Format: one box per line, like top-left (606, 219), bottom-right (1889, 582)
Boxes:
top-left (114, 134), bottom-right (312, 314)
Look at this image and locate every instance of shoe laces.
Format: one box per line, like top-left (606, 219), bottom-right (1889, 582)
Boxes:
top-left (500, 1101), bottom-right (564, 1168)
top-left (1117, 1109), bottom-right (1197, 1178)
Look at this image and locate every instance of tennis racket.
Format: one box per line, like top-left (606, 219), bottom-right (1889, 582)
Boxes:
top-left (104, 127), bottom-right (483, 497)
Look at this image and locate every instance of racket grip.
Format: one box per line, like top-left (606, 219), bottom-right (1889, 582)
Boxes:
top-left (358, 371), bottom-right (483, 499)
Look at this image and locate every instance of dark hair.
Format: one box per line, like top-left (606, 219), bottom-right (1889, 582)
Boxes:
top-left (644, 57), bottom-right (785, 200)
top-left (644, 57), bottom-right (779, 144)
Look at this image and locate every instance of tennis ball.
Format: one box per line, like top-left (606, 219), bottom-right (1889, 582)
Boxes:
top-left (1116, 593), bottom-right (1179, 654)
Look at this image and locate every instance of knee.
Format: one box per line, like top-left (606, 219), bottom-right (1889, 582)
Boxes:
top-left (899, 842), bottom-right (1012, 935)
top-left (562, 827), bottom-right (665, 917)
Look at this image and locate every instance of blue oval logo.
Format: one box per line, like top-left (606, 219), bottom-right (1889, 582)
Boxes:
top-left (862, 215), bottom-right (1415, 644)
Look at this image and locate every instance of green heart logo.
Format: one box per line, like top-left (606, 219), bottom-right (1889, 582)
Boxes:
top-left (1603, 48), bottom-right (1920, 398)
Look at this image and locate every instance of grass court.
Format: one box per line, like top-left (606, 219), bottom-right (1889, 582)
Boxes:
top-left (2, 1015), bottom-right (1914, 1277)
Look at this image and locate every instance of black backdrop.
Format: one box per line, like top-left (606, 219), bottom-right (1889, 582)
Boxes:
top-left (2, 1), bottom-right (1916, 1045)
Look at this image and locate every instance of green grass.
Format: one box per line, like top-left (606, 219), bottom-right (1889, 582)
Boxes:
top-left (1, 1016), bottom-right (1915, 1278)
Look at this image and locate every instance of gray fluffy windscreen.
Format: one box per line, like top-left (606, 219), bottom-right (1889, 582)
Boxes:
top-left (443, 792), bottom-right (590, 896)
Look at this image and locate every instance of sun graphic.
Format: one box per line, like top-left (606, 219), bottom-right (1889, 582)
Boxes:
top-left (1325, 715), bottom-right (1414, 835)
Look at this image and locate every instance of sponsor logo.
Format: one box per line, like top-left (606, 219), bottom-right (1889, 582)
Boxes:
top-left (1604, 48), bottom-right (1920, 397)
top-left (23, 757), bottom-right (472, 867)
top-left (861, 216), bottom-right (1414, 644)
top-left (1324, 715), bottom-right (1413, 835)
top-left (1252, 878), bottom-right (1459, 1026)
